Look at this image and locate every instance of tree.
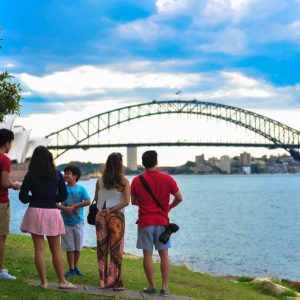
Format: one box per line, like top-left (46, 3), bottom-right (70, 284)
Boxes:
top-left (0, 29), bottom-right (22, 123)
top-left (0, 71), bottom-right (22, 122)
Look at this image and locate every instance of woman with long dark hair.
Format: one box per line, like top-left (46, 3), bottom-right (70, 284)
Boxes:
top-left (19, 146), bottom-right (77, 289)
top-left (94, 152), bottom-right (130, 291)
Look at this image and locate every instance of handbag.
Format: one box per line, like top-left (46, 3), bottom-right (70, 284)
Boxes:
top-left (138, 175), bottom-right (179, 244)
top-left (87, 199), bottom-right (98, 225)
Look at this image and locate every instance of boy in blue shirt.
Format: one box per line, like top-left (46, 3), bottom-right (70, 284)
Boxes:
top-left (57, 165), bottom-right (91, 277)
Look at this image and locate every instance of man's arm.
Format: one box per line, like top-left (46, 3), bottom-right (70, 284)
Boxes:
top-left (169, 190), bottom-right (183, 211)
top-left (130, 178), bottom-right (138, 205)
top-left (131, 195), bottom-right (138, 206)
top-left (1, 171), bottom-right (21, 190)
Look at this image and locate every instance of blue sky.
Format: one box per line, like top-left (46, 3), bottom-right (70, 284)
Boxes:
top-left (1, 0), bottom-right (300, 164)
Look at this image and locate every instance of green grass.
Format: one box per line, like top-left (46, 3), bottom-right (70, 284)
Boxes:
top-left (0, 234), bottom-right (295, 300)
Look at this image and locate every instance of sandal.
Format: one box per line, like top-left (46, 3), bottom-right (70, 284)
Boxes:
top-left (58, 281), bottom-right (77, 289)
top-left (113, 286), bottom-right (125, 291)
top-left (39, 282), bottom-right (48, 289)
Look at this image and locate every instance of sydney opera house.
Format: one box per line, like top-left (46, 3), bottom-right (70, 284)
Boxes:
top-left (1, 115), bottom-right (50, 180)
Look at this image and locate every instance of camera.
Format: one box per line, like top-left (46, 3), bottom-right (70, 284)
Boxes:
top-left (159, 223), bottom-right (179, 244)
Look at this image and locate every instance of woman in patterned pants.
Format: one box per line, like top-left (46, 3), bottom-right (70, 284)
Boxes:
top-left (93, 153), bottom-right (130, 291)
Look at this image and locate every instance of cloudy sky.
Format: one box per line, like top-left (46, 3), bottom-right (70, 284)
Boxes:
top-left (1, 0), bottom-right (300, 165)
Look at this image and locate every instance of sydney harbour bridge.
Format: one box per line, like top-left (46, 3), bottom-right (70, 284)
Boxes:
top-left (46, 100), bottom-right (300, 166)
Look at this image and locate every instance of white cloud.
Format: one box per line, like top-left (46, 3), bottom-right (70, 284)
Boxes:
top-left (198, 27), bottom-right (248, 55)
top-left (16, 59), bottom-right (300, 115)
top-left (117, 17), bottom-right (175, 43)
top-left (155, 0), bottom-right (193, 15)
top-left (203, 0), bottom-right (257, 25)
top-left (115, 0), bottom-right (300, 56)
top-left (17, 64), bottom-right (202, 97)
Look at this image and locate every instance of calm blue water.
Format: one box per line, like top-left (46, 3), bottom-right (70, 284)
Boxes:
top-left (9, 174), bottom-right (300, 281)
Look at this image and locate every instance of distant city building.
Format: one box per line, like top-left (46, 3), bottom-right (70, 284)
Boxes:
top-left (194, 154), bottom-right (212, 173)
top-left (208, 157), bottom-right (219, 167)
top-left (218, 155), bottom-right (231, 173)
top-left (195, 154), bottom-right (205, 165)
top-left (242, 166), bottom-right (251, 174)
top-left (127, 146), bottom-right (137, 171)
top-left (240, 151), bottom-right (251, 167)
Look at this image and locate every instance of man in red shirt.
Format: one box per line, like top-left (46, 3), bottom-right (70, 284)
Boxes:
top-left (0, 129), bottom-right (21, 280)
top-left (131, 150), bottom-right (182, 296)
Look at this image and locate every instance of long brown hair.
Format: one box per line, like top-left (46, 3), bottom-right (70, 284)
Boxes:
top-left (26, 146), bottom-right (57, 180)
top-left (102, 152), bottom-right (125, 190)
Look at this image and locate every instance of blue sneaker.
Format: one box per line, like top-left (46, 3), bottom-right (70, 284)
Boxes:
top-left (65, 268), bottom-right (76, 277)
top-left (74, 267), bottom-right (84, 276)
top-left (159, 289), bottom-right (170, 296)
top-left (142, 287), bottom-right (158, 295)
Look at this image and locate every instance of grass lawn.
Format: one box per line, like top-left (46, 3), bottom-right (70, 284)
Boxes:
top-left (0, 234), bottom-right (294, 300)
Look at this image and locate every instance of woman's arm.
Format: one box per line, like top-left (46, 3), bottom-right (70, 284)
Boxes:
top-left (109, 179), bottom-right (130, 213)
top-left (56, 171), bottom-right (68, 203)
top-left (93, 179), bottom-right (100, 204)
top-left (19, 176), bottom-right (32, 204)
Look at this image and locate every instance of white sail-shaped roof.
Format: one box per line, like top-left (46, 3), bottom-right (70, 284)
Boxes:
top-left (8, 129), bottom-right (31, 163)
top-left (1, 116), bottom-right (50, 164)
top-left (0, 115), bottom-right (17, 130)
top-left (25, 138), bottom-right (50, 160)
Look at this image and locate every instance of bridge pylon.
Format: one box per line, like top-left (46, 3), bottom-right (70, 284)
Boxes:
top-left (127, 146), bottom-right (137, 171)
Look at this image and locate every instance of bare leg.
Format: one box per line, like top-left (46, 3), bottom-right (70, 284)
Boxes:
top-left (0, 235), bottom-right (6, 271)
top-left (47, 235), bottom-right (67, 285)
top-left (31, 234), bottom-right (47, 288)
top-left (143, 250), bottom-right (155, 288)
top-left (158, 249), bottom-right (169, 290)
top-left (66, 251), bottom-right (74, 269)
top-left (74, 251), bottom-right (80, 268)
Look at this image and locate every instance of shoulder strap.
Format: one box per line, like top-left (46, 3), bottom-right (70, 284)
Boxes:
top-left (138, 175), bottom-right (164, 212)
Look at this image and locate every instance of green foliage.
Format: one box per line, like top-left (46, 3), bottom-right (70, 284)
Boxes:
top-left (237, 276), bottom-right (254, 283)
top-left (253, 282), bottom-right (297, 299)
top-left (0, 27), bottom-right (22, 123)
top-left (0, 71), bottom-right (22, 122)
top-left (57, 161), bottom-right (103, 175)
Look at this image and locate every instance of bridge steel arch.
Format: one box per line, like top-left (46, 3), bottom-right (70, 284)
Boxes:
top-left (47, 100), bottom-right (300, 160)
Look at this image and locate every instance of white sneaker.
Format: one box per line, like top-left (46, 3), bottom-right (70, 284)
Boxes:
top-left (0, 269), bottom-right (16, 280)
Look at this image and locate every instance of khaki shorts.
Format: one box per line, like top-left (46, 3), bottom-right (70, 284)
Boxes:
top-left (0, 203), bottom-right (10, 236)
top-left (61, 222), bottom-right (84, 251)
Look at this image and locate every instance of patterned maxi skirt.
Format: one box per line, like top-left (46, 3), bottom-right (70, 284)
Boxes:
top-left (95, 210), bottom-right (125, 289)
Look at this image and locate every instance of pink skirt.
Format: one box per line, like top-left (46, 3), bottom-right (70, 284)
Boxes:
top-left (20, 207), bottom-right (65, 236)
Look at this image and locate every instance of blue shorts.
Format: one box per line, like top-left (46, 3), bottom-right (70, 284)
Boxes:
top-left (136, 225), bottom-right (171, 251)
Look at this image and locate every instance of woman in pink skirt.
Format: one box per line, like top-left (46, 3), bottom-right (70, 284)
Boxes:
top-left (19, 146), bottom-right (76, 289)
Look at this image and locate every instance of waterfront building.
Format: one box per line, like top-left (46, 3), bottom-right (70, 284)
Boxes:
top-left (240, 151), bottom-right (251, 166)
top-left (242, 166), bottom-right (251, 174)
top-left (194, 154), bottom-right (213, 173)
top-left (218, 155), bottom-right (231, 174)
top-left (208, 157), bottom-right (219, 167)
top-left (195, 154), bottom-right (205, 165)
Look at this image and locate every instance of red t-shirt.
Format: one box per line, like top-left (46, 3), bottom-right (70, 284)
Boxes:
top-left (131, 170), bottom-right (179, 227)
top-left (0, 152), bottom-right (11, 203)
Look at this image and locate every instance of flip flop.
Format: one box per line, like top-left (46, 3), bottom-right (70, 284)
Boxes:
top-left (39, 282), bottom-right (48, 289)
top-left (58, 281), bottom-right (77, 289)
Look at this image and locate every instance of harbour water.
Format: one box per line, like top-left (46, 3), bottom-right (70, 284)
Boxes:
top-left (9, 174), bottom-right (300, 281)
